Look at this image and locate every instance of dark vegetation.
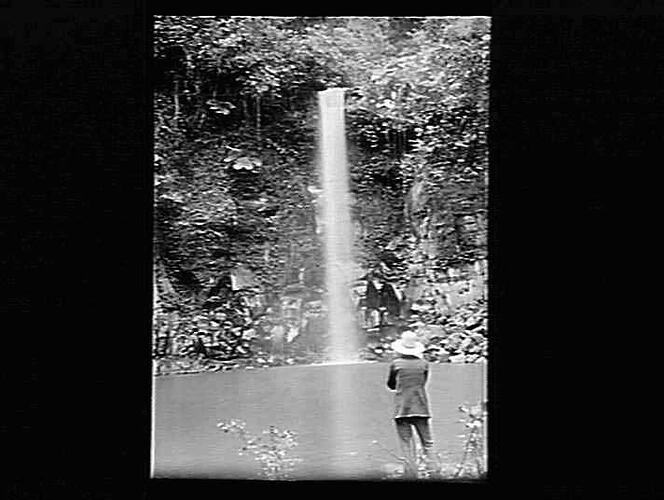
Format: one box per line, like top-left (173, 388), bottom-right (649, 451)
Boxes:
top-left (153, 17), bottom-right (489, 374)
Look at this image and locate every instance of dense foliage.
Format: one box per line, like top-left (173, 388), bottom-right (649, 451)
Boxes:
top-left (153, 17), bottom-right (489, 364)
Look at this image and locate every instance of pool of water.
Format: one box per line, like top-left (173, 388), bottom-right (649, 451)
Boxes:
top-left (152, 362), bottom-right (485, 480)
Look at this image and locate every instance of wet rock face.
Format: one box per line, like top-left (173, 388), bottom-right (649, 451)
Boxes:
top-left (455, 211), bottom-right (487, 252)
top-left (405, 259), bottom-right (487, 315)
top-left (405, 173), bottom-right (487, 262)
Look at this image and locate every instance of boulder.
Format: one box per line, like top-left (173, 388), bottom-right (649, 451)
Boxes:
top-left (449, 353), bottom-right (466, 363)
top-left (459, 337), bottom-right (473, 351)
top-left (445, 332), bottom-right (464, 351)
top-left (419, 324), bottom-right (446, 340)
top-left (436, 349), bottom-right (451, 362)
top-left (230, 265), bottom-right (257, 291)
top-left (470, 332), bottom-right (486, 343)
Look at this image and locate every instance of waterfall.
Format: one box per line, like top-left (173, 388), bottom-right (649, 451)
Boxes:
top-left (318, 88), bottom-right (359, 363)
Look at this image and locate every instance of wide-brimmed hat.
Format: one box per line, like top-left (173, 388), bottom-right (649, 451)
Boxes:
top-left (391, 331), bottom-right (425, 358)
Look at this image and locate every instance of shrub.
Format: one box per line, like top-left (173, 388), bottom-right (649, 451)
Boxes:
top-left (217, 419), bottom-right (302, 480)
top-left (454, 401), bottom-right (487, 478)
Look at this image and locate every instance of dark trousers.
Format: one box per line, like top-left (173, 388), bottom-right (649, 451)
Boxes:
top-left (395, 417), bottom-right (435, 477)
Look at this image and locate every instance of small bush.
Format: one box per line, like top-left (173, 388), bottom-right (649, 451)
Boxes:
top-left (453, 401), bottom-right (487, 478)
top-left (217, 419), bottom-right (302, 480)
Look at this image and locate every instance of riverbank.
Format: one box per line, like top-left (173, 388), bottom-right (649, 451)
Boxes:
top-left (154, 296), bottom-right (488, 377)
top-left (153, 353), bottom-right (326, 377)
top-left (153, 350), bottom-right (486, 377)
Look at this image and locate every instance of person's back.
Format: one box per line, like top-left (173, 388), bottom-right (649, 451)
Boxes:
top-left (386, 331), bottom-right (436, 477)
top-left (387, 355), bottom-right (430, 419)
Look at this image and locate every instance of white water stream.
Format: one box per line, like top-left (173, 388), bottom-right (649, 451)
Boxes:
top-left (318, 88), bottom-right (359, 363)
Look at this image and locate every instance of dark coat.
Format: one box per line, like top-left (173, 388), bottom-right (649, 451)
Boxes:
top-left (386, 355), bottom-right (431, 419)
top-left (365, 280), bottom-right (381, 310)
top-left (380, 283), bottom-right (401, 316)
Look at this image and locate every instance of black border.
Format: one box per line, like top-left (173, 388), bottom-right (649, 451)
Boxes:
top-left (3, 1), bottom-right (663, 498)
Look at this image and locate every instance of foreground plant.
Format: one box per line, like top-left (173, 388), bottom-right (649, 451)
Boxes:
top-left (454, 401), bottom-right (487, 478)
top-left (217, 419), bottom-right (302, 480)
top-left (373, 400), bottom-right (487, 480)
top-left (218, 401), bottom-right (486, 481)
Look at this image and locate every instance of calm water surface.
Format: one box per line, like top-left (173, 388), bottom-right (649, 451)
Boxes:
top-left (152, 362), bottom-right (485, 480)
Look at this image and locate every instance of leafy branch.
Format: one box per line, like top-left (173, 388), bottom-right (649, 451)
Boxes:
top-left (217, 420), bottom-right (302, 480)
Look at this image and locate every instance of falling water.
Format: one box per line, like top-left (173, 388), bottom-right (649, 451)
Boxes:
top-left (318, 88), bottom-right (359, 363)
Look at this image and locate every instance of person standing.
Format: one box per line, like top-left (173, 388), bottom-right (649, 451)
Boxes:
top-left (270, 320), bottom-right (286, 358)
top-left (387, 331), bottom-right (436, 478)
